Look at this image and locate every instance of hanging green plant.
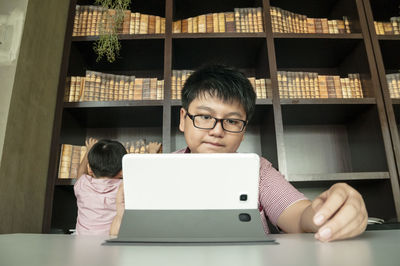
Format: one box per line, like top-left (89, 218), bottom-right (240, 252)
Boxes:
top-left (93, 0), bottom-right (131, 63)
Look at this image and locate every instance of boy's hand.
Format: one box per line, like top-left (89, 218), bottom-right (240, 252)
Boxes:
top-left (110, 182), bottom-right (125, 236)
top-left (312, 183), bottom-right (368, 242)
top-left (85, 138), bottom-right (98, 150)
top-left (115, 182), bottom-right (125, 217)
top-left (147, 142), bottom-right (162, 153)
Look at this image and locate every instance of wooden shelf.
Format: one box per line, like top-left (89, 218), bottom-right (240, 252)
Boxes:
top-left (64, 100), bottom-right (164, 108)
top-left (171, 99), bottom-right (273, 106)
top-left (280, 98), bottom-right (376, 105)
top-left (72, 34), bottom-right (165, 42)
top-left (288, 172), bottom-right (390, 182)
top-left (377, 35), bottom-right (400, 41)
top-left (62, 105), bottom-right (163, 128)
top-left (273, 33), bottom-right (363, 39)
top-left (172, 33), bottom-right (267, 39)
top-left (172, 37), bottom-right (268, 70)
top-left (69, 39), bottom-right (165, 74)
top-left (55, 179), bottom-right (76, 186)
top-left (274, 37), bottom-right (366, 69)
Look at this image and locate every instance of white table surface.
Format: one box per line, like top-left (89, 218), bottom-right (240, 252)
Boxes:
top-left (1, 230), bottom-right (399, 266)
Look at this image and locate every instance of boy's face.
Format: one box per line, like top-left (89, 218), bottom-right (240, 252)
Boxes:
top-left (179, 93), bottom-right (246, 153)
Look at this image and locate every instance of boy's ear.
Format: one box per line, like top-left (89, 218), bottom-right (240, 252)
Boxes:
top-left (87, 165), bottom-right (94, 176)
top-left (179, 108), bottom-right (186, 132)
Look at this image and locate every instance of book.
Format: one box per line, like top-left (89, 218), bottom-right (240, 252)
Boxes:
top-left (173, 21), bottom-right (181, 33)
top-left (122, 10), bottom-right (131, 34)
top-left (134, 12), bottom-right (140, 34)
top-left (206, 13), bottom-right (214, 33)
top-left (150, 78), bottom-right (157, 100)
top-left (181, 18), bottom-right (188, 33)
top-left (134, 78), bottom-right (143, 100)
top-left (139, 14), bottom-right (149, 34)
top-left (234, 8), bottom-right (241, 32)
top-left (256, 7), bottom-right (263, 32)
top-left (148, 15), bottom-right (156, 34)
top-left (218, 13), bottom-right (226, 32)
top-left (187, 17), bottom-right (193, 33)
top-left (225, 12), bottom-right (235, 32)
top-left (155, 16), bottom-right (161, 34)
top-left (157, 80), bottom-right (164, 100)
top-left (213, 13), bottom-right (219, 33)
top-left (198, 15), bottom-right (206, 33)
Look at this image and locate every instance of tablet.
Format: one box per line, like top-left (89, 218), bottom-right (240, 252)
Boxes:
top-left (106, 153), bottom-right (274, 243)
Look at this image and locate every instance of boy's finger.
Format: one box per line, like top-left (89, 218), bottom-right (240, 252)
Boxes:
top-left (315, 198), bottom-right (366, 241)
top-left (313, 186), bottom-right (348, 226)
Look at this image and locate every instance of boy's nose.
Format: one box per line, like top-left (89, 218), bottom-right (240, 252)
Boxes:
top-left (208, 120), bottom-right (225, 137)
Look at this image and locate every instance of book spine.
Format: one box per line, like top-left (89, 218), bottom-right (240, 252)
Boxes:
top-left (333, 76), bottom-right (342, 98)
top-left (187, 17), bottom-right (193, 33)
top-left (140, 14), bottom-right (149, 34)
top-left (206, 13), bottom-right (214, 33)
top-left (171, 70), bottom-right (177, 99)
top-left (193, 16), bottom-right (199, 33)
top-left (198, 15), bottom-right (206, 33)
top-left (128, 76), bottom-right (135, 101)
top-left (181, 18), bottom-right (188, 33)
top-left (234, 9), bottom-right (240, 32)
top-left (122, 10), bottom-right (131, 34)
top-left (73, 5), bottom-right (80, 36)
top-left (86, 6), bottom-right (93, 35)
top-left (150, 78), bottom-right (157, 100)
top-left (142, 78), bottom-right (150, 100)
top-left (134, 78), bottom-right (143, 100)
top-left (58, 144), bottom-right (72, 179)
top-left (225, 12), bottom-right (235, 33)
top-left (318, 75), bottom-right (328, 98)
top-left (213, 13), bottom-right (219, 33)
top-left (218, 12), bottom-right (225, 33)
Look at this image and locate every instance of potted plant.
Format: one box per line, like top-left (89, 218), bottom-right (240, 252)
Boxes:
top-left (94, 0), bottom-right (131, 63)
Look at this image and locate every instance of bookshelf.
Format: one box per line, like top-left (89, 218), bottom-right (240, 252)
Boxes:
top-left (43, 0), bottom-right (400, 233)
top-left (362, 0), bottom-right (400, 220)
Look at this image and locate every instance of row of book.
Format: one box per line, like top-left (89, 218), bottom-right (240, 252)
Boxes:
top-left (387, 73), bottom-right (400, 98)
top-left (65, 71), bottom-right (164, 102)
top-left (72, 5), bottom-right (165, 36)
top-left (170, 70), bottom-right (272, 100)
top-left (173, 8), bottom-right (263, 34)
top-left (248, 77), bottom-right (273, 99)
top-left (277, 71), bottom-right (363, 99)
top-left (58, 140), bottom-right (162, 179)
top-left (374, 18), bottom-right (400, 35)
top-left (270, 6), bottom-right (352, 34)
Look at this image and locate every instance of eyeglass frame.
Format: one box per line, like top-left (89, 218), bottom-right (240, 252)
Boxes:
top-left (185, 111), bottom-right (248, 133)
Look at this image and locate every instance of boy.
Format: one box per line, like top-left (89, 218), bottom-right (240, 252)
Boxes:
top-left (75, 138), bottom-right (126, 235)
top-left (111, 65), bottom-right (367, 241)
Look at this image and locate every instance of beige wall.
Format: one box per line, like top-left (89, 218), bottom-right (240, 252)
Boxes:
top-left (0, 0), bottom-right (69, 233)
top-left (0, 0), bottom-right (28, 166)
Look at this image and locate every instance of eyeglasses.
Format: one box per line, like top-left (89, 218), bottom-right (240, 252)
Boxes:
top-left (186, 111), bottom-right (247, 133)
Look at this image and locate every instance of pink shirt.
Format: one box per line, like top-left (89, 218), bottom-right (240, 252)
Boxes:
top-left (175, 148), bottom-right (307, 234)
top-left (74, 174), bottom-right (122, 235)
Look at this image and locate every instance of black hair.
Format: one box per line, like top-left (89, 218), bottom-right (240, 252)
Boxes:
top-left (87, 139), bottom-right (127, 178)
top-left (181, 64), bottom-right (256, 121)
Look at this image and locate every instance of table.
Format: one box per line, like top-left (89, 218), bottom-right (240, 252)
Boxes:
top-left (1, 230), bottom-right (399, 266)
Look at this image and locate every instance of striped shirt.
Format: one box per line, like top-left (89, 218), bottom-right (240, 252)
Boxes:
top-left (174, 148), bottom-right (307, 234)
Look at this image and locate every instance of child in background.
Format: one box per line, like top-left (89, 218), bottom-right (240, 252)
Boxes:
top-left (74, 138), bottom-right (126, 235)
top-left (75, 138), bottom-right (162, 235)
